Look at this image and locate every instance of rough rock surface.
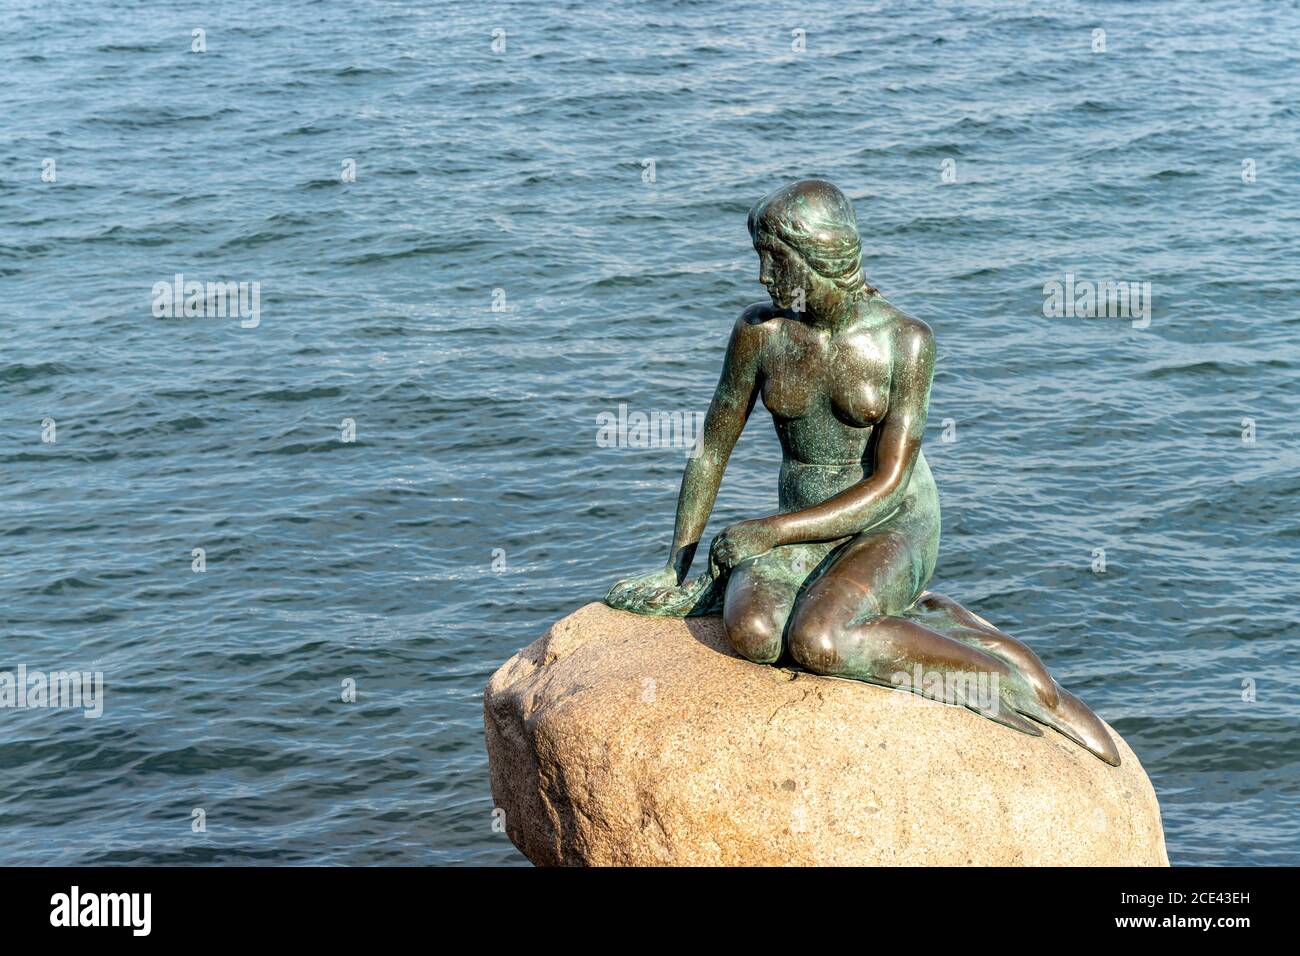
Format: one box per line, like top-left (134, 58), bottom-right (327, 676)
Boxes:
top-left (484, 602), bottom-right (1169, 866)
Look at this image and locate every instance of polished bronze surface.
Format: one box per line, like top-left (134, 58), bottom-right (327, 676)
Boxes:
top-left (606, 179), bottom-right (1119, 766)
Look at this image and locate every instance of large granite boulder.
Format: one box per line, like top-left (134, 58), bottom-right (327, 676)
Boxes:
top-left (484, 602), bottom-right (1168, 866)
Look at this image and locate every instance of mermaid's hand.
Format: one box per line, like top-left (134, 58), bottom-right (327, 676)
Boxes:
top-left (605, 566), bottom-right (679, 610)
top-left (708, 519), bottom-right (778, 577)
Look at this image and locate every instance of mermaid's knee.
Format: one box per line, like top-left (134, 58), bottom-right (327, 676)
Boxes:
top-left (786, 608), bottom-right (847, 674)
top-left (724, 608), bottom-right (784, 664)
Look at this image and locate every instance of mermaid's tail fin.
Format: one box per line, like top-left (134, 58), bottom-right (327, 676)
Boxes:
top-left (1013, 684), bottom-right (1122, 767)
top-left (970, 698), bottom-right (1044, 738)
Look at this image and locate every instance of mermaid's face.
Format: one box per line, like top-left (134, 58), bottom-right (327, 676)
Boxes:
top-left (756, 238), bottom-right (816, 312)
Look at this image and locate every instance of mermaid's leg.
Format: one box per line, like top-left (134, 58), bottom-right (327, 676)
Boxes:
top-left (786, 530), bottom-right (984, 674)
top-left (786, 527), bottom-right (1120, 765)
top-left (909, 591), bottom-right (1059, 707)
top-left (721, 543), bottom-right (831, 663)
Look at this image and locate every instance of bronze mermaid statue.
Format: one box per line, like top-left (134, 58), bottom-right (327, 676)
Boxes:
top-left (606, 179), bottom-right (1120, 766)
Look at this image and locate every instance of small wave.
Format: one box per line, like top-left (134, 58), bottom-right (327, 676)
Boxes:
top-left (0, 361), bottom-right (75, 383)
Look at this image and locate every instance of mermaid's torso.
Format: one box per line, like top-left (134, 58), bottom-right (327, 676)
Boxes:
top-left (756, 301), bottom-right (941, 582)
top-left (777, 452), bottom-right (937, 519)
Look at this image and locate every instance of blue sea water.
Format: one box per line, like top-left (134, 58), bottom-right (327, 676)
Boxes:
top-left (1, 0), bottom-right (1297, 866)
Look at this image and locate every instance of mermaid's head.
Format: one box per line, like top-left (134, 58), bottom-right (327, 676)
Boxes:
top-left (747, 180), bottom-right (875, 312)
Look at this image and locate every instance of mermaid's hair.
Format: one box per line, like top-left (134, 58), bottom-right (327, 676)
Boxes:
top-left (747, 179), bottom-right (878, 295)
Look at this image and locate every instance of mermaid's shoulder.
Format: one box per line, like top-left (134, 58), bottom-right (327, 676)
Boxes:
top-left (729, 302), bottom-right (783, 359)
top-left (870, 297), bottom-right (933, 364)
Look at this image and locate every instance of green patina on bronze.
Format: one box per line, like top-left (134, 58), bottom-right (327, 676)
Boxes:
top-left (606, 179), bottom-right (1120, 766)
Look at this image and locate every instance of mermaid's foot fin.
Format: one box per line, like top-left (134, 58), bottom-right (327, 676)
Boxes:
top-left (970, 698), bottom-right (1044, 737)
top-left (1015, 687), bottom-right (1122, 767)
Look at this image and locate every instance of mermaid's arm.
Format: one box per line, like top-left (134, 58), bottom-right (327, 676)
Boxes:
top-left (768, 319), bottom-right (934, 546)
top-left (666, 310), bottom-right (765, 581)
